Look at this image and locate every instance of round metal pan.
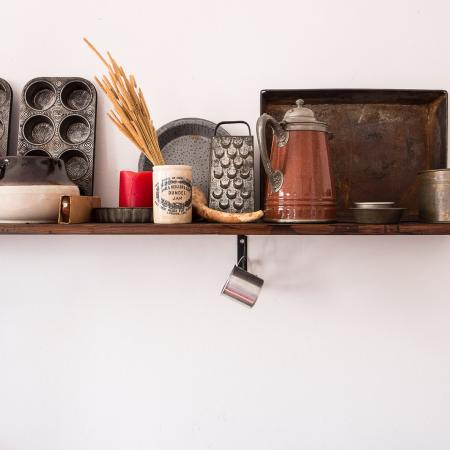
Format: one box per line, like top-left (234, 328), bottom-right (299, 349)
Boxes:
top-left (138, 118), bottom-right (229, 196)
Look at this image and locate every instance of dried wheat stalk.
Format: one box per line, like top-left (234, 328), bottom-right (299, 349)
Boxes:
top-left (84, 37), bottom-right (164, 166)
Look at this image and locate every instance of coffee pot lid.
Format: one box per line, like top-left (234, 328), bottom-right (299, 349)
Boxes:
top-left (282, 99), bottom-right (328, 131)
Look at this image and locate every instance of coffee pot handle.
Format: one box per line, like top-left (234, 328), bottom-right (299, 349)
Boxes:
top-left (256, 114), bottom-right (286, 193)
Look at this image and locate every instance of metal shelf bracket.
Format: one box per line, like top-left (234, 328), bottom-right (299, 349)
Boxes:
top-left (237, 235), bottom-right (247, 270)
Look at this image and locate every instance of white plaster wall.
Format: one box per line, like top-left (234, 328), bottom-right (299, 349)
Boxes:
top-left (1, 1), bottom-right (450, 449)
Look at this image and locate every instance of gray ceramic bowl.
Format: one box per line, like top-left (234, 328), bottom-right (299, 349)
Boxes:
top-left (350, 208), bottom-right (406, 224)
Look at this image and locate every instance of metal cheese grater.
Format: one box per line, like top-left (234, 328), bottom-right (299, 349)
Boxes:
top-left (209, 121), bottom-right (255, 213)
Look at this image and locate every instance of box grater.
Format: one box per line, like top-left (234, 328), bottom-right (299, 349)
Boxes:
top-left (209, 121), bottom-right (255, 213)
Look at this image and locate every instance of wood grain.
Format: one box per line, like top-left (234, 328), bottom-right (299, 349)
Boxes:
top-left (0, 222), bottom-right (449, 235)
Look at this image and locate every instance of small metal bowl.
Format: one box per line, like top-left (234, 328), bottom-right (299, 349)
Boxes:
top-left (354, 202), bottom-right (395, 209)
top-left (350, 208), bottom-right (406, 224)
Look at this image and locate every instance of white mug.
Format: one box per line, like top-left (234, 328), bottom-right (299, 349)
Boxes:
top-left (152, 165), bottom-right (192, 224)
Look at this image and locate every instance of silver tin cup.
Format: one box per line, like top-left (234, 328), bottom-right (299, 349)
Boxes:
top-left (221, 262), bottom-right (264, 307)
top-left (418, 169), bottom-right (450, 223)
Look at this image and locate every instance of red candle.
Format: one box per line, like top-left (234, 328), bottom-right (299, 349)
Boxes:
top-left (119, 171), bottom-right (153, 207)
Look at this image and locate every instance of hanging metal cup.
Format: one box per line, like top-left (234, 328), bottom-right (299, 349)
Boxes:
top-left (221, 257), bottom-right (264, 307)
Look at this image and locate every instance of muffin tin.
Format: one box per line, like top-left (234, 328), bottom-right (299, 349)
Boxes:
top-left (17, 77), bottom-right (97, 194)
top-left (0, 78), bottom-right (12, 157)
top-left (209, 121), bottom-right (255, 213)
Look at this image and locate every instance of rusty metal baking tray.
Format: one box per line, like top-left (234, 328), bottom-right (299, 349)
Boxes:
top-left (260, 89), bottom-right (448, 220)
top-left (0, 78), bottom-right (12, 157)
top-left (17, 77), bottom-right (97, 195)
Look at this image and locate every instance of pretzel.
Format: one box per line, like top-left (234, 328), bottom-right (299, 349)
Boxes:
top-left (192, 186), bottom-right (264, 223)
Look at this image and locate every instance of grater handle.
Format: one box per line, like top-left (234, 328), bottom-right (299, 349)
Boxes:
top-left (214, 121), bottom-right (251, 136)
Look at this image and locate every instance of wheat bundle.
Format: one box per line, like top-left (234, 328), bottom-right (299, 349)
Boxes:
top-left (84, 37), bottom-right (164, 166)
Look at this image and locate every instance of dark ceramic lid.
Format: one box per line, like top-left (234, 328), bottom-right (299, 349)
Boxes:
top-left (0, 156), bottom-right (77, 186)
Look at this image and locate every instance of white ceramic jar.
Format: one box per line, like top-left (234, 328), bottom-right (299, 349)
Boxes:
top-left (152, 165), bottom-right (192, 224)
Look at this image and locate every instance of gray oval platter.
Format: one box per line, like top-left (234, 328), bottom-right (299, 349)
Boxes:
top-left (138, 118), bottom-right (229, 196)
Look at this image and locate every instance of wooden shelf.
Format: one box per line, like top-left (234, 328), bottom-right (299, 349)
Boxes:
top-left (0, 221), bottom-right (449, 235)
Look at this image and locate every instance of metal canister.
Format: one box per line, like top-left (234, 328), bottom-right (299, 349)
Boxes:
top-left (418, 169), bottom-right (450, 222)
top-left (221, 259), bottom-right (264, 308)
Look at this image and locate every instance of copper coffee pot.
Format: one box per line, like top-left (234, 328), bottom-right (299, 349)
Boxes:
top-left (256, 99), bottom-right (337, 223)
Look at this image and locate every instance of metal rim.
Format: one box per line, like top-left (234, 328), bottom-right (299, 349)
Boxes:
top-left (350, 207), bottom-right (406, 211)
top-left (418, 168), bottom-right (450, 174)
top-left (354, 202), bottom-right (395, 205)
top-left (57, 149), bottom-right (90, 181)
top-left (283, 122), bottom-right (328, 132)
top-left (22, 115), bottom-right (55, 146)
top-left (24, 80), bottom-right (57, 111)
top-left (263, 218), bottom-right (336, 223)
top-left (23, 149), bottom-right (51, 157)
top-left (60, 79), bottom-right (93, 111)
top-left (138, 117), bottom-right (230, 171)
top-left (58, 115), bottom-right (91, 146)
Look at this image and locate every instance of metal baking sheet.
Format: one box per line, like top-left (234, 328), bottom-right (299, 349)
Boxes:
top-left (17, 77), bottom-right (97, 195)
top-left (260, 89), bottom-right (448, 220)
top-left (0, 78), bottom-right (12, 157)
top-left (138, 118), bottom-right (229, 196)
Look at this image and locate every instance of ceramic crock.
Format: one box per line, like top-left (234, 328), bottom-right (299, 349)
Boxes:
top-left (0, 156), bottom-right (79, 223)
top-left (256, 99), bottom-right (337, 223)
top-left (152, 165), bottom-right (192, 224)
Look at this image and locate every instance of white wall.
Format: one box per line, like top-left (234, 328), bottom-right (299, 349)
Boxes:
top-left (1, 1), bottom-right (450, 449)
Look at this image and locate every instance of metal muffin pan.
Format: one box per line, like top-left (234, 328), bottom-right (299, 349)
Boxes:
top-left (17, 77), bottom-right (97, 195)
top-left (0, 78), bottom-right (12, 157)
